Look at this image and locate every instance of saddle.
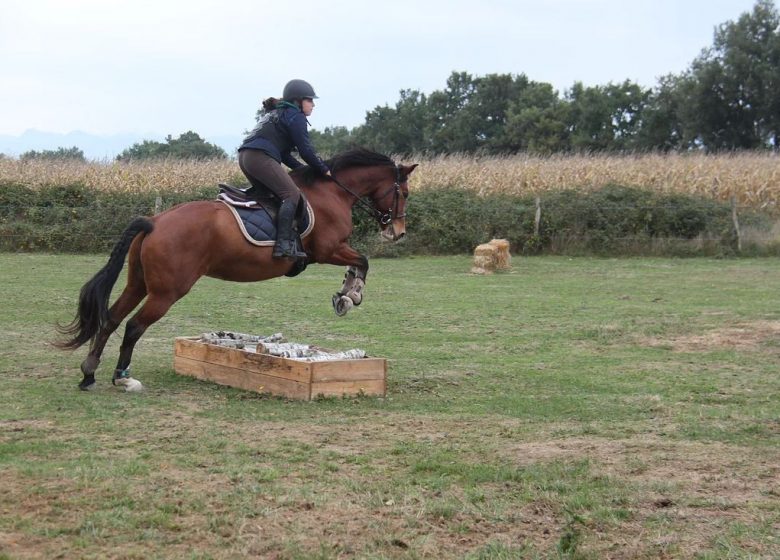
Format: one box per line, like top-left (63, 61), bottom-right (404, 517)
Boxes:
top-left (218, 183), bottom-right (282, 219)
top-left (217, 183), bottom-right (313, 231)
top-left (216, 184), bottom-right (314, 278)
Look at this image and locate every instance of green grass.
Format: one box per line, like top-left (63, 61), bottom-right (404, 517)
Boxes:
top-left (0, 254), bottom-right (779, 558)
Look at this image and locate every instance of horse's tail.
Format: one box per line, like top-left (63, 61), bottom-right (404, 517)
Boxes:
top-left (56, 217), bottom-right (154, 350)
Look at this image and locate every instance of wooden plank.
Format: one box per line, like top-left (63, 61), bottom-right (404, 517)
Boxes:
top-left (310, 379), bottom-right (386, 398)
top-left (175, 338), bottom-right (312, 383)
top-left (174, 356), bottom-right (311, 400)
top-left (310, 358), bottom-right (386, 382)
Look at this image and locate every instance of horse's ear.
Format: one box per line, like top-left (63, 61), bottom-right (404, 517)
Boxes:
top-left (401, 164), bottom-right (419, 177)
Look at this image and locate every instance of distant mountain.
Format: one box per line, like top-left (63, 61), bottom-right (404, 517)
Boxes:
top-left (0, 129), bottom-right (243, 161)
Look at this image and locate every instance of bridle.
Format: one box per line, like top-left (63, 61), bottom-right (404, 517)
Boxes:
top-left (330, 164), bottom-right (406, 226)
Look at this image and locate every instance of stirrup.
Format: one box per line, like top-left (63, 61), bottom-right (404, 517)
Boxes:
top-left (272, 240), bottom-right (307, 259)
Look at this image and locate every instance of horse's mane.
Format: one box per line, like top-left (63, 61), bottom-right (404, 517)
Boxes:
top-left (292, 148), bottom-right (394, 186)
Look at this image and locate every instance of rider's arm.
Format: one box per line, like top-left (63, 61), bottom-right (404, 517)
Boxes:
top-left (287, 113), bottom-right (330, 175)
top-left (280, 150), bottom-right (303, 170)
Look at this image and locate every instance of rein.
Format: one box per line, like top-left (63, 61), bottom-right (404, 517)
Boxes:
top-left (330, 165), bottom-right (403, 226)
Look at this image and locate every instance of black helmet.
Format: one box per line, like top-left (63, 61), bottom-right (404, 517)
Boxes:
top-left (283, 79), bottom-right (318, 101)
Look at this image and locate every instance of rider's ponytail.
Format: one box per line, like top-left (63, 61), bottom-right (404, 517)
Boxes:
top-left (262, 97), bottom-right (280, 113)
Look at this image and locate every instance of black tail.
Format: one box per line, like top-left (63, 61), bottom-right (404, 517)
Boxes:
top-left (56, 218), bottom-right (154, 350)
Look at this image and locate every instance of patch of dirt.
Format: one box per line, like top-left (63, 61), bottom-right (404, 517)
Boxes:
top-left (3, 412), bottom-right (778, 559)
top-left (641, 320), bottom-right (780, 352)
top-left (0, 419), bottom-right (54, 432)
top-left (500, 435), bottom-right (780, 557)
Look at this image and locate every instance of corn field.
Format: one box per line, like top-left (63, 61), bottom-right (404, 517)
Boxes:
top-left (2, 152), bottom-right (779, 212)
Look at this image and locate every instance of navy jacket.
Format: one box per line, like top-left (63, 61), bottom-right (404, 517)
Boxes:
top-left (240, 104), bottom-right (329, 175)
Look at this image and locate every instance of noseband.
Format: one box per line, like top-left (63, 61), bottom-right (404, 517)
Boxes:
top-left (330, 165), bottom-right (405, 226)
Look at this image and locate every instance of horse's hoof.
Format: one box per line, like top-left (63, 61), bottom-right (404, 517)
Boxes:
top-left (78, 377), bottom-right (96, 391)
top-left (332, 294), bottom-right (354, 316)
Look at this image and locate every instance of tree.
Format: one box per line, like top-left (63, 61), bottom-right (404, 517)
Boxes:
top-left (310, 126), bottom-right (358, 156)
top-left (353, 89), bottom-right (431, 155)
top-left (20, 146), bottom-right (86, 162)
top-left (604, 81), bottom-right (649, 150)
top-left (166, 131), bottom-right (228, 159)
top-left (634, 74), bottom-right (686, 151)
top-left (565, 80), bottom-right (650, 152)
top-left (462, 73), bottom-right (531, 153)
top-left (116, 131), bottom-right (227, 161)
top-left (680, 0), bottom-right (780, 150)
top-left (426, 72), bottom-right (531, 154)
top-left (505, 82), bottom-right (570, 153)
top-left (566, 82), bottom-right (617, 151)
top-left (426, 71), bottom-right (478, 153)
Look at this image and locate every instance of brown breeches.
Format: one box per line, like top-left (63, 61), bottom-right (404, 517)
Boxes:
top-left (238, 149), bottom-right (301, 205)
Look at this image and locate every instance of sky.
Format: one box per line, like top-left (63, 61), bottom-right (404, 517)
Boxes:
top-left (0, 0), bottom-right (761, 155)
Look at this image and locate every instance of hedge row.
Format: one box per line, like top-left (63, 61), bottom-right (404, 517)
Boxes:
top-left (353, 184), bottom-right (776, 257)
top-left (0, 182), bottom-right (214, 252)
top-left (0, 181), bottom-right (776, 256)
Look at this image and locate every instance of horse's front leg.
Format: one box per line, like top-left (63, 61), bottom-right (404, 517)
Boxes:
top-left (321, 243), bottom-right (368, 316)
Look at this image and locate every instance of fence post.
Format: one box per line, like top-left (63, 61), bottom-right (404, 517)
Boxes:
top-left (731, 195), bottom-right (742, 253)
top-left (534, 196), bottom-right (541, 237)
top-left (154, 196), bottom-right (162, 215)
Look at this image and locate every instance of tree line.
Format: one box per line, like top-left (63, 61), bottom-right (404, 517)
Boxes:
top-left (314, 0), bottom-right (780, 155)
top-left (14, 131), bottom-right (227, 162)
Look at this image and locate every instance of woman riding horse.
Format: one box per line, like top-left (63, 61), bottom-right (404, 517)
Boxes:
top-left (239, 79), bottom-right (331, 260)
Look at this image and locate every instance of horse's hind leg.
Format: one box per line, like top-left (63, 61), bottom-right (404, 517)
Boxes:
top-left (112, 293), bottom-right (177, 385)
top-left (79, 284), bottom-right (147, 390)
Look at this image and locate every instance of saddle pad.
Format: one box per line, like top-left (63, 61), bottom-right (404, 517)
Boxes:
top-left (220, 200), bottom-right (315, 246)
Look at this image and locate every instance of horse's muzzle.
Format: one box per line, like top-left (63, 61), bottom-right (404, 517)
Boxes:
top-left (381, 220), bottom-right (406, 242)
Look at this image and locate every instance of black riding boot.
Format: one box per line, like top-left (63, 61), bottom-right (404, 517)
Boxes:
top-left (273, 200), bottom-right (307, 259)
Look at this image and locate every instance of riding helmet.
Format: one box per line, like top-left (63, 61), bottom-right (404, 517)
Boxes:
top-left (283, 79), bottom-right (318, 101)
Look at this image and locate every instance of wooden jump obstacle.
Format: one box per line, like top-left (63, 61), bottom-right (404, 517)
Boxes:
top-left (173, 337), bottom-right (387, 400)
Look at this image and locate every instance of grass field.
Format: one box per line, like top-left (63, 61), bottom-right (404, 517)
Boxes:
top-left (0, 254), bottom-right (778, 559)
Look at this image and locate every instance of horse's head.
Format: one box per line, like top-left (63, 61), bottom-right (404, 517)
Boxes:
top-left (375, 162), bottom-right (417, 242)
top-left (320, 149), bottom-right (418, 242)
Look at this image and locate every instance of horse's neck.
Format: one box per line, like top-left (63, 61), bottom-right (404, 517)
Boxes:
top-left (305, 171), bottom-right (380, 203)
top-left (336, 168), bottom-right (384, 198)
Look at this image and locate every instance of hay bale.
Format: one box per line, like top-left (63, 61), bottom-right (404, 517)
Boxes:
top-left (488, 238), bottom-right (512, 270)
top-left (471, 243), bottom-right (497, 274)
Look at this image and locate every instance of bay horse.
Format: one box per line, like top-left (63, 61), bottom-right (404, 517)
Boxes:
top-left (57, 148), bottom-right (417, 391)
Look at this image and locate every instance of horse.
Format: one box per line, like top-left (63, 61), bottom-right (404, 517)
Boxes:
top-left (57, 148), bottom-right (417, 391)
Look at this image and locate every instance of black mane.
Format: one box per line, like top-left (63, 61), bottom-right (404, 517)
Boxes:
top-left (292, 148), bottom-right (394, 186)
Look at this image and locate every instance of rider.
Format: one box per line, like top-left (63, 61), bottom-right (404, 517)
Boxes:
top-left (238, 79), bottom-right (331, 259)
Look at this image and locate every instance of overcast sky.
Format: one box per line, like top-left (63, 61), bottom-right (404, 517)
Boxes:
top-left (0, 0), bottom-right (760, 141)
